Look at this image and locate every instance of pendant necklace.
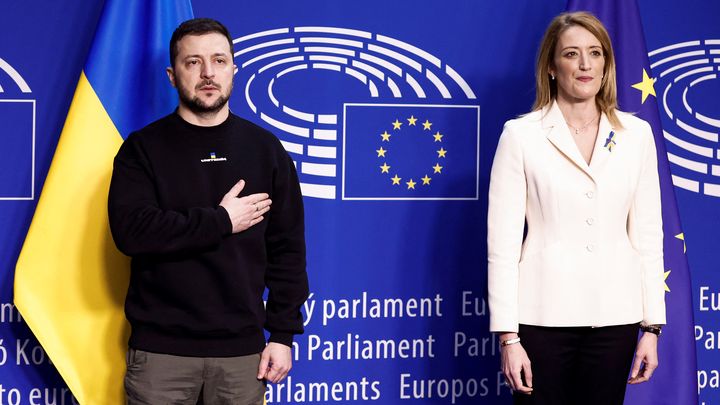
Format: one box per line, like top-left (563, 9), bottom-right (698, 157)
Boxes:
top-left (567, 115), bottom-right (599, 135)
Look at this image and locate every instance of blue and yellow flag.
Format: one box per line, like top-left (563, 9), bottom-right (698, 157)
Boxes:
top-left (566, 1), bottom-right (699, 403)
top-left (14, 1), bottom-right (192, 403)
top-left (343, 104), bottom-right (479, 200)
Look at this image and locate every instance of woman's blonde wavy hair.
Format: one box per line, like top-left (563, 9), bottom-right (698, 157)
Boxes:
top-left (533, 11), bottom-right (622, 128)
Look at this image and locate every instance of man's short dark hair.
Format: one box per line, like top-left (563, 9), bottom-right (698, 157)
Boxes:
top-left (169, 18), bottom-right (234, 67)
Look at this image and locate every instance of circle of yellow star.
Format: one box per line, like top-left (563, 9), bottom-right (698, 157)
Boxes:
top-left (631, 68), bottom-right (656, 104)
top-left (377, 119), bottom-right (449, 191)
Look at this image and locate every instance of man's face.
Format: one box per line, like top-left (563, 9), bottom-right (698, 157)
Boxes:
top-left (168, 32), bottom-right (235, 114)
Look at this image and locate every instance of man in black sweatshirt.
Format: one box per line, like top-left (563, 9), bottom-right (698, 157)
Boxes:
top-left (108, 18), bottom-right (308, 404)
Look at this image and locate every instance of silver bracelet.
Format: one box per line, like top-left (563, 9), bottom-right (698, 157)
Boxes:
top-left (500, 337), bottom-right (521, 347)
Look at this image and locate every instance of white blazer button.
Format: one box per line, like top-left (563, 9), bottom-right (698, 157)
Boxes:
top-left (586, 218), bottom-right (595, 225)
top-left (586, 244), bottom-right (595, 252)
top-left (586, 191), bottom-right (594, 199)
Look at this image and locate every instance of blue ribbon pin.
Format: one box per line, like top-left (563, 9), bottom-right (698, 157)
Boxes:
top-left (604, 131), bottom-right (617, 152)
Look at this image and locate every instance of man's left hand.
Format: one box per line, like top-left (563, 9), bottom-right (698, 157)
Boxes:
top-left (257, 342), bottom-right (292, 383)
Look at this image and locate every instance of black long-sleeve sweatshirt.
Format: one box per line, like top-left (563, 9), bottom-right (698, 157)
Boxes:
top-left (108, 111), bottom-right (308, 357)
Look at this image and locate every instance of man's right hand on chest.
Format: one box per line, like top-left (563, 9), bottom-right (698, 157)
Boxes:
top-left (219, 179), bottom-right (272, 233)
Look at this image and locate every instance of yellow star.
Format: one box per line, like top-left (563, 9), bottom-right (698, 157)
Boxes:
top-left (433, 131), bottom-right (443, 142)
top-left (406, 179), bottom-right (416, 189)
top-left (663, 270), bottom-right (671, 293)
top-left (421, 175), bottom-right (431, 185)
top-left (380, 163), bottom-right (390, 173)
top-left (407, 115), bottom-right (418, 126)
top-left (433, 163), bottom-right (443, 174)
top-left (631, 68), bottom-right (656, 104)
top-left (376, 147), bottom-right (387, 157)
top-left (391, 174), bottom-right (401, 185)
top-left (381, 131), bottom-right (391, 142)
top-left (422, 120), bottom-right (432, 130)
top-left (437, 147), bottom-right (447, 158)
top-left (392, 119), bottom-right (402, 130)
top-left (675, 232), bottom-right (686, 253)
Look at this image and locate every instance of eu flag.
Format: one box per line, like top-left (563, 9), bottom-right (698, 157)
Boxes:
top-left (0, 100), bottom-right (33, 199)
top-left (566, 1), bottom-right (699, 403)
top-left (343, 104), bottom-right (479, 200)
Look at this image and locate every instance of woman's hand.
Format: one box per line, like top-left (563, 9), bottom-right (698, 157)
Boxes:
top-left (628, 332), bottom-right (659, 384)
top-left (500, 334), bottom-right (533, 394)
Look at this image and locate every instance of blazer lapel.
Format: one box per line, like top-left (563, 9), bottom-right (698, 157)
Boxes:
top-left (543, 101), bottom-right (594, 180)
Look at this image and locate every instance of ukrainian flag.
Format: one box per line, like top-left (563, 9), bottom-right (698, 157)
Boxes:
top-left (14, 1), bottom-right (192, 403)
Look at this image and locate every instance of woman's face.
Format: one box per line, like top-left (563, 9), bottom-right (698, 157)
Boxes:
top-left (550, 26), bottom-right (605, 104)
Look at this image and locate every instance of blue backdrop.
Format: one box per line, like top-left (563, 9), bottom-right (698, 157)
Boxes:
top-left (1, 1), bottom-right (718, 404)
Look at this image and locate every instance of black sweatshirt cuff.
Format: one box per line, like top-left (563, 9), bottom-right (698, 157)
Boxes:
top-left (215, 206), bottom-right (233, 236)
top-left (268, 332), bottom-right (294, 347)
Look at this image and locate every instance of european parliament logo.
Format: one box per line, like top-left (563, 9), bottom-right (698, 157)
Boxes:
top-left (0, 57), bottom-right (35, 201)
top-left (231, 26), bottom-right (479, 200)
top-left (648, 39), bottom-right (720, 198)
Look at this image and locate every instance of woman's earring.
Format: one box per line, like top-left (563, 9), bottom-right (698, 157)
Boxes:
top-left (550, 74), bottom-right (555, 80)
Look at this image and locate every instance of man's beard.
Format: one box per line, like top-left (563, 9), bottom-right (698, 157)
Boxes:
top-left (177, 80), bottom-right (232, 114)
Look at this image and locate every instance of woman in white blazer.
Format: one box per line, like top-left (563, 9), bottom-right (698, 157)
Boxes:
top-left (487, 12), bottom-right (666, 405)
